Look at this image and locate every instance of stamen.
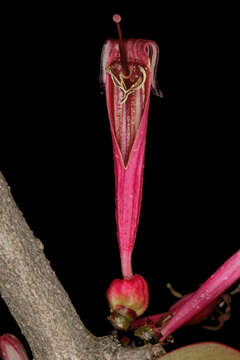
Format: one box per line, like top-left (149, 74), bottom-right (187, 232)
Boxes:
top-left (106, 64), bottom-right (146, 104)
top-left (166, 283), bottom-right (183, 299)
top-left (113, 14), bottom-right (129, 77)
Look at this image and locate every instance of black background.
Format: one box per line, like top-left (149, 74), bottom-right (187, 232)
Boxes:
top-left (1, 2), bottom-right (239, 356)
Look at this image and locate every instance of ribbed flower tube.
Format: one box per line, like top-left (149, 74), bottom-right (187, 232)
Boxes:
top-left (160, 250), bottom-right (240, 340)
top-left (101, 38), bottom-right (160, 278)
top-left (130, 251), bottom-right (240, 343)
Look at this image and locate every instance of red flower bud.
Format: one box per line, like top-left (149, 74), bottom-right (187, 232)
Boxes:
top-left (106, 274), bottom-right (149, 330)
top-left (0, 334), bottom-right (29, 360)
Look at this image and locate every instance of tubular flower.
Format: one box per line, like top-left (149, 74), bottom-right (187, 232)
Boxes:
top-left (100, 18), bottom-right (161, 279)
top-left (130, 250), bottom-right (240, 343)
top-left (0, 334), bottom-right (29, 360)
top-left (131, 294), bottom-right (224, 344)
top-left (160, 249), bottom-right (240, 341)
top-left (101, 15), bottom-right (161, 330)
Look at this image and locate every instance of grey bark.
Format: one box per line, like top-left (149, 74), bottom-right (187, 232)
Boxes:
top-left (0, 171), bottom-right (166, 360)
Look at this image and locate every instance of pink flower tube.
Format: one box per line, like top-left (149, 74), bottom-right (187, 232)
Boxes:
top-left (130, 250), bottom-right (240, 343)
top-left (101, 15), bottom-right (161, 330)
top-left (160, 249), bottom-right (240, 340)
top-left (100, 22), bottom-right (161, 280)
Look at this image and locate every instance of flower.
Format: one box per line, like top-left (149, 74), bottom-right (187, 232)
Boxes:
top-left (160, 249), bottom-right (240, 341)
top-left (100, 22), bottom-right (161, 279)
top-left (131, 250), bottom-right (240, 343)
top-left (102, 15), bottom-right (161, 330)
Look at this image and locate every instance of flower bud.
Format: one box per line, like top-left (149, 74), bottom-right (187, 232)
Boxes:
top-left (0, 334), bottom-right (29, 360)
top-left (106, 274), bottom-right (149, 330)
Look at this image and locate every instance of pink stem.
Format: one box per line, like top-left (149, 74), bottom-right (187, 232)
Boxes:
top-left (120, 250), bottom-right (134, 279)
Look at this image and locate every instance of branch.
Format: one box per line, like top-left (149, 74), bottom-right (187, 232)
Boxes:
top-left (0, 171), bottom-right (165, 359)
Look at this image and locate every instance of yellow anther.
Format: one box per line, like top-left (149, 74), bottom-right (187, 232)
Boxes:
top-left (106, 65), bottom-right (146, 104)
